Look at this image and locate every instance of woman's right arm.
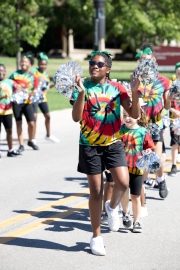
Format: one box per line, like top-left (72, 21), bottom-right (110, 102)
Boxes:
top-left (72, 75), bottom-right (85, 122)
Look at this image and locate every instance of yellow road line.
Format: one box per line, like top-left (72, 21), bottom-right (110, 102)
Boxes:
top-left (164, 163), bottom-right (180, 173)
top-left (0, 188), bottom-right (89, 229)
top-left (0, 200), bottom-right (89, 245)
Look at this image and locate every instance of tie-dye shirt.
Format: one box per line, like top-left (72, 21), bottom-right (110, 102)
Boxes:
top-left (31, 68), bottom-right (50, 103)
top-left (0, 79), bottom-right (18, 115)
top-left (120, 124), bottom-right (155, 175)
top-left (9, 70), bottom-right (38, 104)
top-left (137, 74), bottom-right (171, 129)
top-left (70, 80), bottom-right (130, 146)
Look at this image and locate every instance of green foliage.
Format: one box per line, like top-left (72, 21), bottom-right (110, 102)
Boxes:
top-left (0, 0), bottom-right (55, 55)
top-left (105, 0), bottom-right (180, 49)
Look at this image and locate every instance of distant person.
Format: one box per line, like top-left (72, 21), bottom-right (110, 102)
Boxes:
top-left (136, 42), bottom-right (172, 198)
top-left (168, 62), bottom-right (180, 176)
top-left (9, 56), bottom-right (39, 151)
top-left (120, 106), bottom-right (154, 233)
top-left (70, 50), bottom-right (140, 256)
top-left (31, 52), bottom-right (59, 143)
top-left (0, 63), bottom-right (21, 157)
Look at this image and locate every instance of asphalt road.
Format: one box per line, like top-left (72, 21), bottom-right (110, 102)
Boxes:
top-left (0, 109), bottom-right (180, 270)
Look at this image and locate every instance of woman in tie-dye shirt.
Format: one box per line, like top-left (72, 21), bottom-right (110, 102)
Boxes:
top-left (0, 64), bottom-right (21, 157)
top-left (136, 42), bottom-right (171, 199)
top-left (31, 52), bottom-right (59, 143)
top-left (9, 56), bottom-right (39, 151)
top-left (168, 62), bottom-right (180, 176)
top-left (70, 51), bottom-right (140, 256)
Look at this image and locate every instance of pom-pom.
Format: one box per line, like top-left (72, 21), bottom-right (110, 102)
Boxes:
top-left (162, 115), bottom-right (170, 129)
top-left (119, 81), bottom-right (131, 96)
top-left (172, 118), bottom-right (180, 135)
top-left (136, 151), bottom-right (161, 173)
top-left (53, 62), bottom-right (84, 98)
top-left (30, 79), bottom-right (46, 103)
top-left (168, 80), bottom-right (180, 100)
top-left (148, 123), bottom-right (161, 141)
top-left (134, 58), bottom-right (158, 85)
top-left (11, 91), bottom-right (29, 104)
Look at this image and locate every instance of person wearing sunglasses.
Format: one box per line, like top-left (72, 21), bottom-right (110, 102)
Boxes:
top-left (70, 50), bottom-right (140, 256)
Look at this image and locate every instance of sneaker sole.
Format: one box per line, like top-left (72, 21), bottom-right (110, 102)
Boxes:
top-left (100, 221), bottom-right (108, 225)
top-left (133, 229), bottom-right (142, 233)
top-left (91, 249), bottom-right (106, 256)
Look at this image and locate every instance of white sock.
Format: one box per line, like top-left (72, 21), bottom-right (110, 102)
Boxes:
top-left (8, 149), bottom-right (13, 152)
top-left (156, 175), bottom-right (165, 183)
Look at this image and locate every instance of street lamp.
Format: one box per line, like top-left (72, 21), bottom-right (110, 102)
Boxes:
top-left (93, 0), bottom-right (105, 51)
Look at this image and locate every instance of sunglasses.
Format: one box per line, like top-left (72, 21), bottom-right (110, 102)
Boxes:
top-left (89, 60), bottom-right (107, 68)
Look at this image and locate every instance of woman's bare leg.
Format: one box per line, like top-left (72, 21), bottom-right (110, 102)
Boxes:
top-left (109, 166), bottom-right (129, 209)
top-left (87, 173), bottom-right (103, 237)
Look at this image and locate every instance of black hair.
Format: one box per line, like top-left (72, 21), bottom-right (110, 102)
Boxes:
top-left (90, 52), bottom-right (112, 79)
top-left (0, 63), bottom-right (6, 69)
top-left (22, 53), bottom-right (34, 65)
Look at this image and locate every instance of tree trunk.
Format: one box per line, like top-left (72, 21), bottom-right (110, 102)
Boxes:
top-left (16, 50), bottom-right (21, 70)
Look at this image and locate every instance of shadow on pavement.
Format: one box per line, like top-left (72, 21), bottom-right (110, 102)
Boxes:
top-left (0, 237), bottom-right (90, 252)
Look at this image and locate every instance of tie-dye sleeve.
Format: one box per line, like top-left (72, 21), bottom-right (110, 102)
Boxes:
top-left (158, 74), bottom-right (171, 93)
top-left (143, 133), bottom-right (155, 150)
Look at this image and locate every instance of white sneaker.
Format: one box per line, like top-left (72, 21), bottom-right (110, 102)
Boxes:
top-left (90, 236), bottom-right (106, 256)
top-left (105, 200), bottom-right (120, 232)
top-left (177, 154), bottom-right (180, 163)
top-left (140, 206), bottom-right (148, 218)
top-left (45, 135), bottom-right (60, 143)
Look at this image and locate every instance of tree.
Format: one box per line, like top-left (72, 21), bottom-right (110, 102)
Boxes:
top-left (0, 0), bottom-right (55, 69)
top-left (105, 0), bottom-right (180, 51)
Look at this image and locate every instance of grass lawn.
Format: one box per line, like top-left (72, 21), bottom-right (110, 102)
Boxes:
top-left (0, 56), bottom-right (174, 112)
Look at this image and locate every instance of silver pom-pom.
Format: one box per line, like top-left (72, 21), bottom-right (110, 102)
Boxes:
top-left (11, 91), bottom-right (29, 104)
top-left (134, 58), bottom-right (158, 85)
top-left (30, 79), bottom-right (46, 103)
top-left (148, 123), bottom-right (161, 141)
top-left (162, 115), bottom-right (170, 129)
top-left (169, 80), bottom-right (180, 100)
top-left (53, 62), bottom-right (84, 98)
top-left (119, 81), bottom-right (131, 96)
top-left (172, 118), bottom-right (180, 135)
top-left (136, 151), bottom-right (161, 173)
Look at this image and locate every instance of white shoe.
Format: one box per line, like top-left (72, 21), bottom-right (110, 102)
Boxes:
top-left (140, 207), bottom-right (148, 218)
top-left (177, 154), bottom-right (180, 163)
top-left (45, 135), bottom-right (60, 143)
top-left (90, 236), bottom-right (106, 256)
top-left (105, 200), bottom-right (120, 232)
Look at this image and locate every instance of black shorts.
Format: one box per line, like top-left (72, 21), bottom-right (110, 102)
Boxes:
top-left (153, 128), bottom-right (163, 143)
top-left (170, 127), bottom-right (180, 146)
top-left (32, 102), bottom-right (39, 114)
top-left (39, 102), bottom-right (49, 114)
top-left (13, 103), bottom-right (34, 122)
top-left (0, 114), bottom-right (12, 130)
top-left (129, 173), bottom-right (143, 196)
top-left (78, 141), bottom-right (127, 175)
top-left (32, 102), bottom-right (49, 114)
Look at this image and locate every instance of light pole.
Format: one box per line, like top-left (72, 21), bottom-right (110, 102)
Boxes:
top-left (93, 0), bottom-right (105, 51)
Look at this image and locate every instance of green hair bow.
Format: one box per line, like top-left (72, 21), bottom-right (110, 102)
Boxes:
top-left (90, 50), bottom-right (113, 57)
top-left (175, 62), bottom-right (180, 70)
top-left (23, 54), bottom-right (32, 58)
top-left (135, 47), bottom-right (153, 59)
top-left (39, 52), bottom-right (49, 62)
